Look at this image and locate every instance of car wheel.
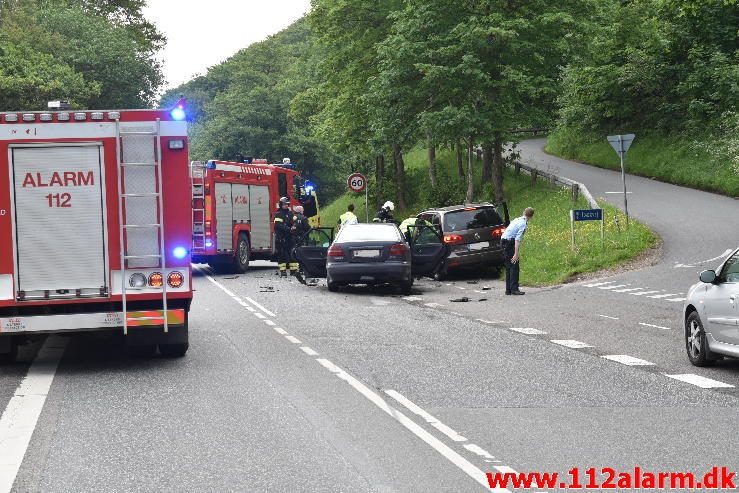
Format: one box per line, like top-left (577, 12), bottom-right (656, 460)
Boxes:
top-left (327, 281), bottom-right (339, 292)
top-left (234, 234), bottom-right (250, 273)
top-left (686, 312), bottom-right (715, 367)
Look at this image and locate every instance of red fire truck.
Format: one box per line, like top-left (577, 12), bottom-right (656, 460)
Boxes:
top-left (190, 159), bottom-right (320, 272)
top-left (0, 102), bottom-right (193, 362)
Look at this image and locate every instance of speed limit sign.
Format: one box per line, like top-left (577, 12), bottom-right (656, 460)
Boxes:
top-left (347, 172), bottom-right (366, 193)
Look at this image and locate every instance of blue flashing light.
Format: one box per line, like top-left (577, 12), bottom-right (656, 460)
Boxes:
top-left (205, 240), bottom-right (213, 248)
top-left (303, 180), bottom-right (316, 193)
top-left (206, 160), bottom-right (216, 169)
top-left (170, 105), bottom-right (186, 121)
top-left (173, 246), bottom-right (188, 259)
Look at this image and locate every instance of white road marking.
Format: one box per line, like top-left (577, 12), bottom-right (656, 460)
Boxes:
top-left (253, 312), bottom-right (266, 319)
top-left (647, 293), bottom-right (681, 299)
top-left (509, 327), bottom-right (547, 335)
top-left (598, 315), bottom-right (620, 320)
top-left (384, 390), bottom-right (467, 442)
top-left (456, 286), bottom-right (467, 290)
top-left (474, 290), bottom-right (485, 294)
top-left (300, 346), bottom-right (319, 356)
top-left (584, 281), bottom-right (616, 287)
top-left (667, 298), bottom-right (687, 302)
top-left (598, 284), bottom-right (628, 290)
top-left (477, 319), bottom-right (505, 325)
top-left (602, 355), bottom-right (655, 366)
top-left (464, 443), bottom-right (495, 460)
top-left (263, 320), bottom-right (276, 326)
top-left (629, 290), bottom-right (662, 296)
top-left (285, 335), bottom-right (302, 344)
top-left (273, 327), bottom-right (288, 335)
top-left (611, 287), bottom-right (646, 293)
top-left (403, 296), bottom-right (424, 301)
top-left (244, 296), bottom-right (276, 318)
top-left (664, 374), bottom-right (734, 389)
top-left (424, 303), bottom-right (443, 308)
top-left (494, 465), bottom-right (519, 474)
top-left (639, 322), bottom-right (672, 330)
top-left (315, 360), bottom-right (500, 491)
top-left (605, 191), bottom-right (633, 194)
top-left (674, 249), bottom-right (732, 268)
top-left (551, 339), bottom-right (593, 349)
top-left (0, 336), bottom-right (67, 493)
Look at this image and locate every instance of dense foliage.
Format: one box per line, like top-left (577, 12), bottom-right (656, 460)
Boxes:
top-left (0, 0), bottom-right (164, 110)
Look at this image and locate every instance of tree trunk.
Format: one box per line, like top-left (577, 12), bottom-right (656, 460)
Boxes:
top-left (465, 138), bottom-right (474, 203)
top-left (482, 142), bottom-right (493, 184)
top-left (427, 138), bottom-right (437, 188)
top-left (392, 144), bottom-right (407, 210)
top-left (375, 154), bottom-right (385, 210)
top-left (492, 136), bottom-right (505, 203)
top-left (456, 141), bottom-right (464, 177)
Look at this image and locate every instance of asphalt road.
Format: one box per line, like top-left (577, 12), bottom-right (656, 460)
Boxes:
top-left (2, 142), bottom-right (739, 492)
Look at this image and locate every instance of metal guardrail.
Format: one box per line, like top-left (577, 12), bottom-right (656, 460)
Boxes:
top-left (509, 160), bottom-right (599, 209)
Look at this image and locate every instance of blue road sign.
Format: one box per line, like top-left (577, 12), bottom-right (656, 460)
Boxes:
top-left (573, 209), bottom-right (603, 221)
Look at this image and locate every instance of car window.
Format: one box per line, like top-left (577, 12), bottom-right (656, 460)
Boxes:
top-left (413, 226), bottom-right (442, 245)
top-left (336, 224), bottom-right (400, 242)
top-left (443, 207), bottom-right (503, 231)
top-left (301, 229), bottom-right (332, 247)
top-left (718, 252), bottom-right (739, 283)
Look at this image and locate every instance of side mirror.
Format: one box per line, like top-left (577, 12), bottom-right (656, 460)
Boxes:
top-left (700, 270), bottom-right (717, 283)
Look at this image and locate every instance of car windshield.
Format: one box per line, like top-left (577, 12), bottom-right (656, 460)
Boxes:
top-left (337, 224), bottom-right (400, 242)
top-left (443, 207), bottom-right (503, 231)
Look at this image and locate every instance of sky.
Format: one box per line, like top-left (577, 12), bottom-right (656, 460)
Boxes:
top-left (144, 1), bottom-right (312, 90)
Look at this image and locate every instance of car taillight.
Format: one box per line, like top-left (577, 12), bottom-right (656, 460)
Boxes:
top-left (443, 234), bottom-right (464, 245)
top-left (328, 245), bottom-right (345, 260)
top-left (168, 271), bottom-right (184, 288)
top-left (389, 243), bottom-right (409, 257)
top-left (492, 226), bottom-right (506, 238)
top-left (149, 272), bottom-right (164, 287)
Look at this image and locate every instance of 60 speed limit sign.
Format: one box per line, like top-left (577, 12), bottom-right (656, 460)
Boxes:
top-left (347, 173), bottom-right (366, 193)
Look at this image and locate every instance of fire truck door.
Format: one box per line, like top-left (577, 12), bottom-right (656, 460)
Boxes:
top-left (11, 144), bottom-right (108, 299)
top-left (232, 184), bottom-right (250, 234)
top-left (248, 185), bottom-right (270, 250)
top-left (215, 182), bottom-right (233, 251)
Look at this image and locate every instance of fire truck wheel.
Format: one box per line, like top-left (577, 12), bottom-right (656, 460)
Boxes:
top-left (159, 342), bottom-right (189, 358)
top-left (126, 344), bottom-right (157, 358)
top-left (0, 337), bottom-right (18, 364)
top-left (235, 233), bottom-right (250, 273)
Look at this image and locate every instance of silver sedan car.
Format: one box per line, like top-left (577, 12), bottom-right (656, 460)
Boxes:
top-left (684, 247), bottom-right (739, 366)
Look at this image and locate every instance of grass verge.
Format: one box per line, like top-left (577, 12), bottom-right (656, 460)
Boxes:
top-left (321, 147), bottom-right (657, 286)
top-left (545, 127), bottom-right (739, 197)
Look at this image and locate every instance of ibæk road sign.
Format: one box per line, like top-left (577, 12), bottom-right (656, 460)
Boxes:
top-left (572, 209), bottom-right (603, 221)
top-left (347, 172), bottom-right (366, 193)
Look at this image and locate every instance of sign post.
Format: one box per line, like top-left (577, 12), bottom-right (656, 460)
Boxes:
top-left (607, 134), bottom-right (635, 228)
top-left (570, 208), bottom-right (604, 250)
top-left (347, 172), bottom-right (367, 222)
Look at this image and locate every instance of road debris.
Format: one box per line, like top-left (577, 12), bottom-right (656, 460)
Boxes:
top-left (450, 297), bottom-right (470, 302)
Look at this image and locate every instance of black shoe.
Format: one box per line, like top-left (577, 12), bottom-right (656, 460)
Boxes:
top-left (505, 292), bottom-right (512, 295)
top-left (280, 271), bottom-right (287, 278)
top-left (511, 290), bottom-right (525, 295)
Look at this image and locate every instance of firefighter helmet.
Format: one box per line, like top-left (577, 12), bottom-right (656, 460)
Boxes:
top-left (279, 196), bottom-right (290, 206)
top-left (383, 201), bottom-right (395, 211)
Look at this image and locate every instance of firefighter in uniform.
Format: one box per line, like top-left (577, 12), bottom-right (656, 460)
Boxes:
top-left (274, 197), bottom-right (299, 277)
top-left (373, 201), bottom-right (395, 223)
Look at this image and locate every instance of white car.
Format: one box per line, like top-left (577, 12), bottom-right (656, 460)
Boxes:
top-left (684, 248), bottom-right (739, 366)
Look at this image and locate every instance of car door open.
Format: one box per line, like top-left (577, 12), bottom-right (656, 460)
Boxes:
top-left (294, 228), bottom-right (333, 278)
top-left (407, 225), bottom-right (449, 278)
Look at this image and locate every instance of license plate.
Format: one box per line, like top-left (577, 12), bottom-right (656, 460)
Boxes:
top-left (354, 250), bottom-right (380, 258)
top-left (469, 242), bottom-right (490, 251)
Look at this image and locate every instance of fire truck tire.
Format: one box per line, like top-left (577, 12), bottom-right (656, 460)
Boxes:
top-left (234, 233), bottom-right (250, 273)
top-left (127, 344), bottom-right (157, 358)
top-left (159, 342), bottom-right (189, 358)
top-left (0, 337), bottom-right (18, 364)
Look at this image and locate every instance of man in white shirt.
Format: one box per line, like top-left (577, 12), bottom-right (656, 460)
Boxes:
top-left (500, 207), bottom-right (534, 295)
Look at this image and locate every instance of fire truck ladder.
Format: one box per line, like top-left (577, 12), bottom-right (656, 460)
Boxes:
top-left (191, 161), bottom-right (206, 253)
top-left (115, 119), bottom-right (168, 335)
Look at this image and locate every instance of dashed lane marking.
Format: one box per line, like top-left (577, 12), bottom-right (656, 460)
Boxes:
top-left (611, 288), bottom-right (646, 293)
top-left (509, 327), bottom-right (547, 335)
top-left (667, 298), bottom-right (686, 302)
top-left (0, 336), bottom-right (68, 493)
top-left (584, 281), bottom-right (617, 287)
top-left (639, 322), bottom-right (672, 330)
top-left (424, 303), bottom-right (443, 308)
top-left (253, 312), bottom-right (266, 319)
top-left (629, 290), bottom-right (662, 296)
top-left (664, 374), bottom-right (734, 389)
top-left (263, 320), bottom-right (276, 326)
top-left (464, 443), bottom-right (495, 460)
top-left (244, 296), bottom-right (276, 317)
top-left (477, 319), bottom-right (506, 325)
top-left (456, 286), bottom-right (467, 290)
top-left (273, 327), bottom-right (288, 335)
top-left (647, 293), bottom-right (682, 299)
top-left (403, 296), bottom-right (424, 301)
top-left (300, 347), bottom-right (319, 356)
top-left (598, 315), bottom-right (620, 320)
top-left (385, 390), bottom-right (467, 442)
top-left (598, 284), bottom-right (629, 290)
top-left (285, 335), bottom-right (302, 344)
top-left (551, 339), bottom-right (593, 349)
top-left (315, 360), bottom-right (499, 491)
top-left (602, 355), bottom-right (655, 366)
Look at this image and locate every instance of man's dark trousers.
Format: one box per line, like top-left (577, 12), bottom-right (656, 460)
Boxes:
top-left (501, 239), bottom-right (519, 294)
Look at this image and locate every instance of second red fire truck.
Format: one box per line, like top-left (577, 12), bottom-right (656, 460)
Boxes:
top-left (190, 158), bottom-right (320, 272)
